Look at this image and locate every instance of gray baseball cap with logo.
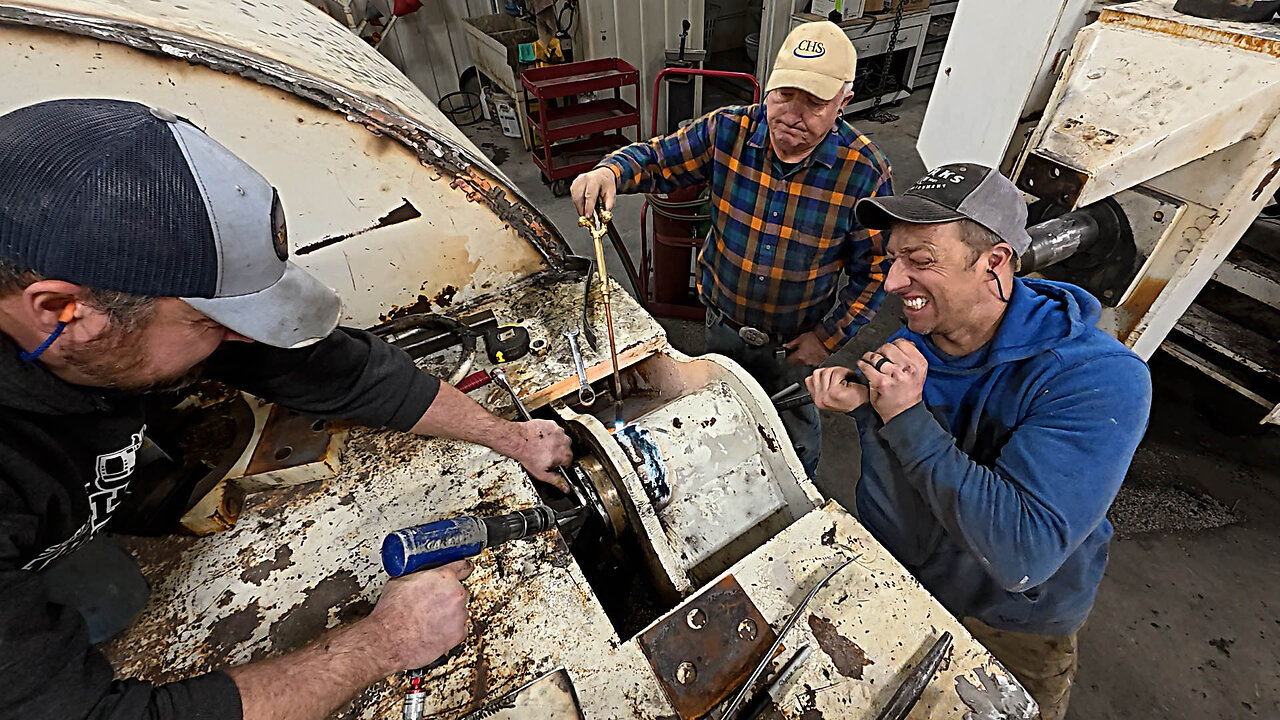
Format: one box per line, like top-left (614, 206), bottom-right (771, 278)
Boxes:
top-left (0, 98), bottom-right (341, 348)
top-left (854, 163), bottom-right (1032, 255)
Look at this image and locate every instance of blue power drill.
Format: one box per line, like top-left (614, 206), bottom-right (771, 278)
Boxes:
top-left (382, 503), bottom-right (581, 720)
top-left (381, 504), bottom-right (578, 577)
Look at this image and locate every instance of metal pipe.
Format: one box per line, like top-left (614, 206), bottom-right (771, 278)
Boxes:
top-left (1021, 210), bottom-right (1100, 274)
top-left (872, 631), bottom-right (953, 720)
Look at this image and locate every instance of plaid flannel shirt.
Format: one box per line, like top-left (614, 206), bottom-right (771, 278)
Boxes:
top-left (599, 103), bottom-right (892, 350)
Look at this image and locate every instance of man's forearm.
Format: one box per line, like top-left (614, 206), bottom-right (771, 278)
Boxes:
top-left (408, 382), bottom-right (528, 460)
top-left (227, 622), bottom-right (389, 720)
top-left (597, 109), bottom-right (716, 195)
top-left (408, 381), bottom-right (572, 488)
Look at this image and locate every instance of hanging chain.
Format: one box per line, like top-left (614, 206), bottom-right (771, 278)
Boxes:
top-left (865, 0), bottom-right (908, 123)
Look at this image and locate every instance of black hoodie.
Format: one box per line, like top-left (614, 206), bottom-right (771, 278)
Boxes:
top-left (0, 327), bottom-right (439, 720)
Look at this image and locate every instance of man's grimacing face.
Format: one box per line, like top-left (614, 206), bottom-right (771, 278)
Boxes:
top-left (882, 221), bottom-right (998, 339)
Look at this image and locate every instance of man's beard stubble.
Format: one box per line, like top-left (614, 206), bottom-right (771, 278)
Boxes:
top-left (63, 325), bottom-right (204, 394)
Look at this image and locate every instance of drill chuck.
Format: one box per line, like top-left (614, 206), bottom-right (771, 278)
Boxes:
top-left (381, 505), bottom-right (561, 577)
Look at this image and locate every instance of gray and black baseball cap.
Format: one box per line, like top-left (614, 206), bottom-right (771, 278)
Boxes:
top-left (0, 98), bottom-right (340, 348)
top-left (855, 163), bottom-right (1032, 255)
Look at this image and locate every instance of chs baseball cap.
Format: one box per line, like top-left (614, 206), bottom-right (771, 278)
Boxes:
top-left (765, 21), bottom-right (857, 102)
top-left (855, 163), bottom-right (1033, 255)
top-left (0, 98), bottom-right (340, 348)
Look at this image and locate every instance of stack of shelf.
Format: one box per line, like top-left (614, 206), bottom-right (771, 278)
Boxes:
top-left (917, 0), bottom-right (958, 86)
top-left (520, 58), bottom-right (641, 194)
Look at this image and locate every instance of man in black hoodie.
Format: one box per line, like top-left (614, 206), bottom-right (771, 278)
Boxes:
top-left (0, 99), bottom-right (573, 720)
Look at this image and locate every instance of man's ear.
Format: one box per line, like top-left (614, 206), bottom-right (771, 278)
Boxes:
top-left (22, 280), bottom-right (110, 342)
top-left (988, 244), bottom-right (1016, 273)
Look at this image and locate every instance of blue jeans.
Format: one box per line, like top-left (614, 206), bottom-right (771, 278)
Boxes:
top-left (705, 312), bottom-right (821, 478)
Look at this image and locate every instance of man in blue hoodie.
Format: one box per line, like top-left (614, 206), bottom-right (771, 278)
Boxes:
top-left (806, 164), bottom-right (1151, 720)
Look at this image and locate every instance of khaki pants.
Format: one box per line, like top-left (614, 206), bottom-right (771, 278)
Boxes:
top-left (963, 618), bottom-right (1079, 720)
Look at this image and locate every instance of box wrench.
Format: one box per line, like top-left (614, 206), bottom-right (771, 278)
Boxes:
top-left (564, 328), bottom-right (596, 407)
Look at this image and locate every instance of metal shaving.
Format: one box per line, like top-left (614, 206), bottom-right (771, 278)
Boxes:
top-left (1108, 481), bottom-right (1239, 539)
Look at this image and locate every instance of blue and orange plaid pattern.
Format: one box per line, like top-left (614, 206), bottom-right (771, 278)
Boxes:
top-left (598, 103), bottom-right (892, 351)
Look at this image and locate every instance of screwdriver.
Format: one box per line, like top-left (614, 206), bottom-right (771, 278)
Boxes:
top-left (381, 504), bottom-right (583, 577)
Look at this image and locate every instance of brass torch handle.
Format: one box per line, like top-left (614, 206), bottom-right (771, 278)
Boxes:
top-left (577, 208), bottom-right (625, 427)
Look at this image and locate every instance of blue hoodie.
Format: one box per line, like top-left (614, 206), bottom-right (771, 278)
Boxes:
top-left (851, 277), bottom-right (1151, 636)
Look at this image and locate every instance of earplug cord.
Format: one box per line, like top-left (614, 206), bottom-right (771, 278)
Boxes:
top-left (988, 269), bottom-right (1011, 303)
top-left (19, 303), bottom-right (76, 363)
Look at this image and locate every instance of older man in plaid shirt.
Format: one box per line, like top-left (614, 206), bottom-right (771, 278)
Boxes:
top-left (572, 21), bottom-right (892, 477)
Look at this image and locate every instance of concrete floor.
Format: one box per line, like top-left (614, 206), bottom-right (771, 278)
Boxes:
top-left (460, 88), bottom-right (1279, 719)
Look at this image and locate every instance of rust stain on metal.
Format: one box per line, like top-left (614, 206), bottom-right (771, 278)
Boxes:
top-left (240, 545), bottom-right (294, 585)
top-left (206, 600), bottom-right (263, 659)
top-left (820, 525), bottom-right (838, 547)
top-left (795, 684), bottom-right (825, 720)
top-left (377, 284), bottom-right (461, 320)
top-left (1253, 157), bottom-right (1280, 201)
top-left (638, 575), bottom-right (777, 719)
top-left (757, 424), bottom-right (781, 453)
top-left (467, 616), bottom-right (493, 710)
top-left (182, 480), bottom-right (246, 535)
top-left (295, 198), bottom-right (421, 255)
top-left (450, 176), bottom-right (487, 204)
top-left (1060, 119), bottom-right (1120, 148)
top-left (244, 405), bottom-right (336, 476)
top-left (808, 614), bottom-right (873, 680)
top-left (433, 284), bottom-right (459, 308)
top-left (1101, 9), bottom-right (1280, 58)
top-left (266, 570), bottom-right (364, 655)
top-left (1118, 275), bottom-right (1170, 342)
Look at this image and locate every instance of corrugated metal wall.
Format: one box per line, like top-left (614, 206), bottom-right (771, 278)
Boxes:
top-left (316, 0), bottom-right (494, 103)
top-left (380, 0), bottom-right (496, 101)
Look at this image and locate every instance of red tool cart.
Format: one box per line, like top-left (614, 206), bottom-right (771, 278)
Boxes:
top-left (639, 68), bottom-right (759, 320)
top-left (520, 58), bottom-right (641, 196)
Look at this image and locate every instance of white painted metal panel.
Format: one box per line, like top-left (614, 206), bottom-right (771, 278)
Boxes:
top-left (1019, 19), bottom-right (1280, 208)
top-left (0, 26), bottom-right (548, 327)
top-left (4, 0), bottom-right (485, 151)
top-left (1013, 2), bottom-right (1280, 362)
top-left (917, 0), bottom-right (1092, 170)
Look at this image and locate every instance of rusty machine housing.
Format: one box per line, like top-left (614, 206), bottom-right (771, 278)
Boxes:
top-left (0, 1), bottom-right (1036, 718)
